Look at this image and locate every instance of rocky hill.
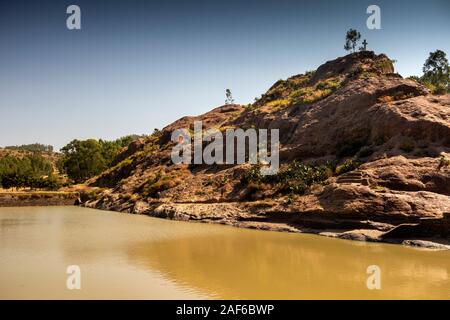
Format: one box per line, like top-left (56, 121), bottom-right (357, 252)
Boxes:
top-left (81, 51), bottom-right (450, 248)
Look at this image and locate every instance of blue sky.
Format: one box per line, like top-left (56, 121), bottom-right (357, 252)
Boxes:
top-left (0, 0), bottom-right (449, 150)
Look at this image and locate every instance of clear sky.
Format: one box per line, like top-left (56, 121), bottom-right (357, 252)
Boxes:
top-left (1, 0), bottom-right (449, 150)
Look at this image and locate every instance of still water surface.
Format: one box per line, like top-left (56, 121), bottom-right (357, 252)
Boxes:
top-left (0, 206), bottom-right (449, 299)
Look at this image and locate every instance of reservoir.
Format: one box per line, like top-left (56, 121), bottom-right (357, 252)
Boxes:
top-left (0, 206), bottom-right (448, 299)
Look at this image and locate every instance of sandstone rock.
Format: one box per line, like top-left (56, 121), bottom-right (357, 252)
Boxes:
top-left (82, 52), bottom-right (450, 247)
top-left (401, 240), bottom-right (450, 250)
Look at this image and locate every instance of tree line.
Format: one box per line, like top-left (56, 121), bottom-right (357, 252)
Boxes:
top-left (4, 143), bottom-right (54, 153)
top-left (0, 154), bottom-right (60, 190)
top-left (58, 135), bottom-right (144, 183)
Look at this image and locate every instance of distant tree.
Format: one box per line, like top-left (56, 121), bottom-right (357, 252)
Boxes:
top-left (421, 50), bottom-right (450, 94)
top-left (59, 135), bottom-right (143, 183)
top-left (114, 135), bottom-right (143, 148)
top-left (99, 140), bottom-right (121, 166)
top-left (0, 154), bottom-right (53, 190)
top-left (344, 29), bottom-right (361, 53)
top-left (225, 89), bottom-right (234, 105)
top-left (5, 143), bottom-right (54, 153)
top-left (60, 139), bottom-right (107, 183)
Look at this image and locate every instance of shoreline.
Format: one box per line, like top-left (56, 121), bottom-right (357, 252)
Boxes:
top-left (1, 191), bottom-right (448, 250)
top-left (0, 191), bottom-right (79, 207)
top-left (81, 198), bottom-right (450, 250)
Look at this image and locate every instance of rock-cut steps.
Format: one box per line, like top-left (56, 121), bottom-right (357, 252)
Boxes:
top-left (336, 170), bottom-right (370, 186)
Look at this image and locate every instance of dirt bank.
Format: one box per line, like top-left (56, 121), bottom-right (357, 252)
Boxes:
top-left (0, 192), bottom-right (79, 207)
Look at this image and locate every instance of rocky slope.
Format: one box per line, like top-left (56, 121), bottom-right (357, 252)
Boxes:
top-left (81, 51), bottom-right (450, 248)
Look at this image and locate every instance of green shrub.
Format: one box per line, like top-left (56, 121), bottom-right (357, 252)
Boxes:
top-left (141, 169), bottom-right (183, 198)
top-left (241, 161), bottom-right (331, 195)
top-left (316, 78), bottom-right (342, 91)
top-left (240, 165), bottom-right (264, 184)
top-left (265, 99), bottom-right (290, 110)
top-left (375, 59), bottom-right (394, 73)
top-left (335, 159), bottom-right (361, 175)
top-left (290, 87), bottom-right (334, 105)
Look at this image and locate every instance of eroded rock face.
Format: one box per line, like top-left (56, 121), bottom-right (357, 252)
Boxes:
top-left (309, 51), bottom-right (395, 84)
top-left (360, 156), bottom-right (450, 194)
top-left (318, 183), bottom-right (450, 221)
top-left (84, 51), bottom-right (450, 247)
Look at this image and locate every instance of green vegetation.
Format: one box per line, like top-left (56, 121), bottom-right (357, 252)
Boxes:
top-left (241, 161), bottom-right (332, 195)
top-left (422, 50), bottom-right (450, 94)
top-left (141, 169), bottom-right (183, 198)
top-left (375, 58), bottom-right (394, 74)
top-left (4, 143), bottom-right (54, 153)
top-left (59, 139), bottom-right (108, 183)
top-left (316, 79), bottom-right (342, 91)
top-left (59, 135), bottom-right (143, 183)
top-left (252, 71), bottom-right (343, 111)
top-left (290, 87), bottom-right (330, 104)
top-left (344, 29), bottom-right (361, 53)
top-left (264, 78), bottom-right (342, 107)
top-left (409, 50), bottom-right (450, 94)
top-left (253, 73), bottom-right (311, 108)
top-left (225, 89), bottom-right (234, 105)
top-left (265, 99), bottom-right (290, 110)
top-left (0, 154), bottom-right (61, 190)
top-left (335, 159), bottom-right (361, 175)
top-left (293, 78), bottom-right (342, 105)
top-left (241, 156), bottom-right (367, 197)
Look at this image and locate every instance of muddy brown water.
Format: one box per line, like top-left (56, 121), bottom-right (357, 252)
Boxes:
top-left (0, 206), bottom-right (448, 299)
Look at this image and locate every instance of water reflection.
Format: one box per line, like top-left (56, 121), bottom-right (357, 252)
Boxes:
top-left (126, 227), bottom-right (450, 299)
top-left (0, 206), bottom-right (449, 299)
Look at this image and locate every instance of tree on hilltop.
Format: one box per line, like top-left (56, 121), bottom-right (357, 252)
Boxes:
top-left (422, 50), bottom-right (450, 94)
top-left (410, 50), bottom-right (450, 94)
top-left (344, 29), bottom-right (361, 53)
top-left (225, 89), bottom-right (234, 105)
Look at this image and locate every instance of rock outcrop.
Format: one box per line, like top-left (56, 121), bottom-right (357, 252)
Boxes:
top-left (81, 51), bottom-right (450, 249)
